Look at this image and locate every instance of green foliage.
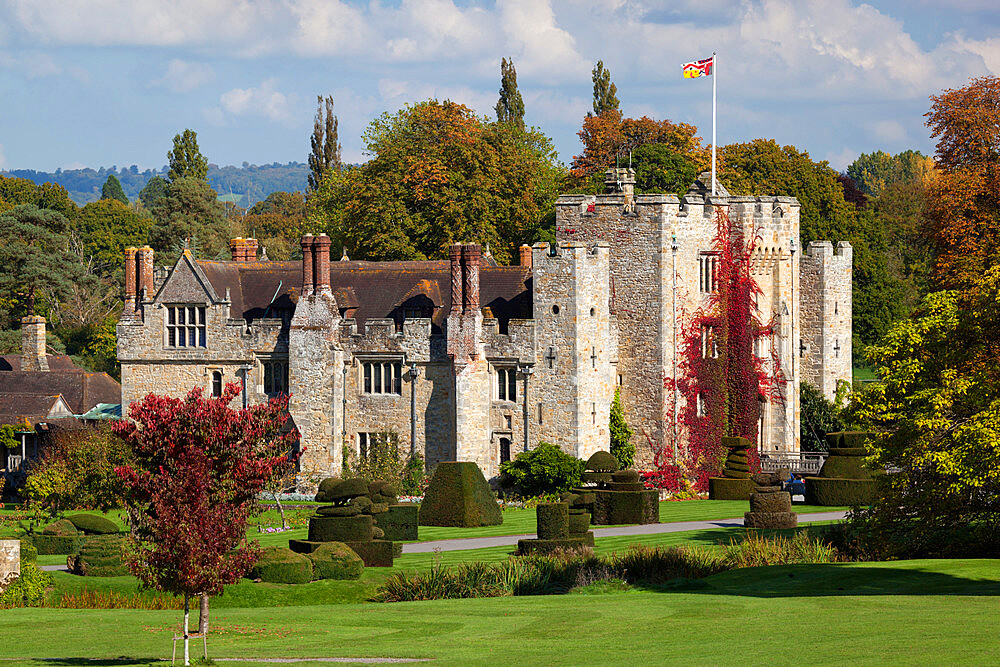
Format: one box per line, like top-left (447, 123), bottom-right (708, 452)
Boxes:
top-left (584, 451), bottom-right (618, 473)
top-left (0, 562), bottom-right (52, 608)
top-left (138, 175), bottom-right (168, 210)
top-left (308, 95), bottom-right (342, 192)
top-left (150, 176), bottom-right (230, 259)
top-left (0, 204), bottom-right (89, 316)
top-left (535, 503), bottom-right (569, 539)
top-left (800, 382), bottom-right (843, 452)
top-left (495, 57), bottom-right (525, 127)
top-left (19, 541), bottom-right (38, 564)
top-left (805, 477), bottom-right (876, 506)
top-left (0, 174), bottom-right (78, 220)
top-left (42, 519), bottom-right (79, 536)
top-left (847, 149), bottom-right (933, 197)
top-left (249, 546), bottom-right (313, 584)
top-left (308, 100), bottom-right (562, 264)
top-left (100, 174), bottom-right (129, 204)
top-left (30, 533), bottom-right (80, 555)
top-left (632, 143), bottom-right (702, 195)
top-left (374, 504), bottom-right (418, 541)
top-left (401, 452), bottom-right (425, 496)
top-left (24, 424), bottom-right (133, 511)
top-left (307, 541), bottom-right (364, 580)
top-left (590, 60), bottom-right (620, 116)
top-left (0, 424), bottom-right (16, 450)
top-left (419, 462), bottom-right (503, 527)
top-left (66, 513), bottom-right (121, 535)
top-left (76, 199), bottom-right (151, 278)
top-left (500, 442), bottom-right (584, 496)
top-left (846, 276), bottom-right (1000, 558)
top-left (70, 534), bottom-right (129, 577)
top-left (307, 515), bottom-right (373, 542)
top-left (167, 129), bottom-right (209, 182)
top-left (609, 388), bottom-right (634, 469)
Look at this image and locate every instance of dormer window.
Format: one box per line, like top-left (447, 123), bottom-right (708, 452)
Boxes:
top-left (166, 306), bottom-right (206, 348)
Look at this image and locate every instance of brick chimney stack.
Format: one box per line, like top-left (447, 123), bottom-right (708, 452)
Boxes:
top-left (461, 244), bottom-right (481, 313)
top-left (301, 234), bottom-right (314, 295)
top-left (137, 246), bottom-right (154, 302)
top-left (246, 238), bottom-right (258, 262)
top-left (314, 234), bottom-right (331, 293)
top-left (21, 316), bottom-right (48, 372)
top-left (449, 245), bottom-right (463, 314)
top-left (229, 237), bottom-right (246, 261)
top-left (519, 244), bottom-right (532, 268)
top-left (124, 246), bottom-right (138, 314)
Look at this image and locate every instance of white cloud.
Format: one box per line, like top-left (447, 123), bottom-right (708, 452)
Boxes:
top-left (220, 79), bottom-right (292, 121)
top-left (152, 59), bottom-right (215, 93)
top-left (498, 0), bottom-right (588, 82)
top-left (825, 147), bottom-right (858, 171)
top-left (0, 51), bottom-right (62, 78)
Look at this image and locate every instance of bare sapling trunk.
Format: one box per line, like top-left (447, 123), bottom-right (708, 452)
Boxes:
top-left (273, 490), bottom-right (288, 529)
top-left (183, 593), bottom-right (190, 666)
top-left (198, 592), bottom-right (210, 635)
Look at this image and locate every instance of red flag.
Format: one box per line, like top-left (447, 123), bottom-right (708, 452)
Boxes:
top-left (682, 57), bottom-right (714, 78)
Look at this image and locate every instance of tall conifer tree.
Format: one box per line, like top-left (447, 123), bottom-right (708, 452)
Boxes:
top-left (101, 174), bottom-right (129, 205)
top-left (167, 129), bottom-right (209, 182)
top-left (590, 60), bottom-right (620, 117)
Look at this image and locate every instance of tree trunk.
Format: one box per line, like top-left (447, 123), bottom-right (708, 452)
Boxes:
top-left (273, 490), bottom-right (288, 529)
top-left (198, 592), bottom-right (210, 635)
top-left (183, 594), bottom-right (190, 666)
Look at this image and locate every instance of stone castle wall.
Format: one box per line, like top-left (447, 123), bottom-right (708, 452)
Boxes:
top-left (799, 241), bottom-right (853, 401)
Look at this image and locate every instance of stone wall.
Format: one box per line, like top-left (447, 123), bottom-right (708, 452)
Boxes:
top-left (0, 540), bottom-right (19, 590)
top-left (800, 241), bottom-right (853, 401)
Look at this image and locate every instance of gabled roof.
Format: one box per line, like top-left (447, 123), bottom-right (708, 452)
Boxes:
top-left (0, 354), bottom-right (81, 371)
top-left (0, 393), bottom-right (74, 425)
top-left (0, 371), bottom-right (121, 415)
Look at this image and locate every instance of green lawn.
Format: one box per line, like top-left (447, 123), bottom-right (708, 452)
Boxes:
top-left (3, 559), bottom-right (997, 664)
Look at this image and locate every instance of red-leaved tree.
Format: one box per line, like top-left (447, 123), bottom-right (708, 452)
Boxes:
top-left (113, 383), bottom-right (297, 665)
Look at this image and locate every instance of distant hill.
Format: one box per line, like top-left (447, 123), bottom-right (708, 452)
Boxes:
top-left (1, 162), bottom-right (309, 207)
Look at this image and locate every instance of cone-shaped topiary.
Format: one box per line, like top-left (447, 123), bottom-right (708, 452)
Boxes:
top-left (418, 462), bottom-right (502, 527)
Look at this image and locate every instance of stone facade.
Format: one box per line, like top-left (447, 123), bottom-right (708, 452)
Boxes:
top-left (0, 539), bottom-right (19, 590)
top-left (117, 172), bottom-right (851, 486)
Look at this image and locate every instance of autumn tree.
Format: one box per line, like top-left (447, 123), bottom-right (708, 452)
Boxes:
top-left (114, 385), bottom-right (295, 665)
top-left (308, 95), bottom-right (341, 192)
top-left (101, 174), bottom-right (129, 205)
top-left (632, 143), bottom-right (702, 195)
top-left (847, 149), bottom-right (934, 197)
top-left (846, 272), bottom-right (1000, 558)
top-left (590, 60), bottom-right (619, 117)
top-left (244, 191), bottom-right (307, 260)
top-left (571, 113), bottom-right (707, 186)
top-left (924, 76), bottom-right (1000, 292)
top-left (0, 205), bottom-right (88, 316)
top-left (309, 100), bottom-right (562, 263)
top-left (0, 175), bottom-right (78, 220)
top-left (167, 129), bottom-right (209, 182)
top-left (495, 57), bottom-right (525, 127)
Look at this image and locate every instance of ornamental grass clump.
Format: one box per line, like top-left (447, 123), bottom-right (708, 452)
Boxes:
top-left (724, 530), bottom-right (841, 568)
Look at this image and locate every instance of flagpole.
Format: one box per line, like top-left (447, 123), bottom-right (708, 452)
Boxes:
top-left (711, 51), bottom-right (717, 196)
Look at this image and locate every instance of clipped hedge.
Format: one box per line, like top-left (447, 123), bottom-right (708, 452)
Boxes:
top-left (374, 504), bottom-right (418, 541)
top-left (568, 511), bottom-right (591, 536)
top-left (592, 490), bottom-right (658, 525)
top-left (42, 519), bottom-right (78, 537)
top-left (722, 469), bottom-right (751, 480)
top-left (516, 533), bottom-right (594, 555)
top-left (419, 462), bottom-right (502, 527)
top-left (827, 431), bottom-right (871, 449)
top-left (611, 470), bottom-right (640, 483)
top-left (31, 534), bottom-right (80, 555)
top-left (709, 477), bottom-right (754, 500)
top-left (749, 492), bottom-right (792, 513)
top-left (344, 540), bottom-right (395, 567)
top-left (585, 451), bottom-right (619, 473)
top-left (743, 511), bottom-right (798, 529)
top-left (250, 546), bottom-right (313, 584)
top-left (66, 514), bottom-right (120, 535)
top-left (828, 447), bottom-right (867, 457)
top-left (805, 477), bottom-right (876, 506)
top-left (308, 515), bottom-right (374, 542)
top-left (536, 503), bottom-right (569, 540)
top-left (69, 534), bottom-right (128, 577)
top-left (818, 456), bottom-right (871, 480)
top-left (307, 542), bottom-right (364, 580)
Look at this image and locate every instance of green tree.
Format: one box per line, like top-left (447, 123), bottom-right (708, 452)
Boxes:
top-left (138, 175), bottom-right (169, 210)
top-left (495, 57), bottom-right (525, 128)
top-left (721, 139), bottom-right (906, 345)
top-left (847, 150), bottom-right (934, 197)
top-left (309, 100), bottom-right (562, 263)
top-left (100, 174), bottom-right (129, 205)
top-left (0, 205), bottom-right (87, 315)
top-left (76, 199), bottom-right (151, 278)
top-left (609, 387), bottom-right (635, 469)
top-left (167, 129), bottom-right (209, 182)
top-left (308, 95), bottom-right (342, 192)
top-left (0, 175), bottom-right (78, 220)
top-left (499, 442), bottom-right (584, 496)
top-left (846, 276), bottom-right (1000, 558)
top-left (799, 382), bottom-right (843, 452)
top-left (590, 60), bottom-right (619, 117)
top-left (151, 177), bottom-right (230, 259)
top-left (245, 191), bottom-right (308, 260)
top-left (632, 143), bottom-right (702, 195)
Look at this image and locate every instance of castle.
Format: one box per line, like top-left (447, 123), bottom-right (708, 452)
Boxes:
top-left (117, 170), bottom-right (852, 486)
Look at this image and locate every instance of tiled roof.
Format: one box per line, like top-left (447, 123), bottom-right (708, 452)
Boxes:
top-left (0, 354), bottom-right (82, 371)
top-left (0, 393), bottom-right (71, 425)
top-left (0, 371), bottom-right (121, 415)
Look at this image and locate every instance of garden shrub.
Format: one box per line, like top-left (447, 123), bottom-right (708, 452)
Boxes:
top-left (585, 451), bottom-right (618, 473)
top-left (499, 442), bottom-right (584, 496)
top-left (343, 540), bottom-right (395, 567)
top-left (419, 462), bottom-right (502, 527)
top-left (536, 503), bottom-right (569, 539)
top-left (42, 519), bottom-right (78, 536)
top-left (0, 562), bottom-right (52, 608)
top-left (250, 546), bottom-right (313, 584)
top-left (66, 513), bottom-right (120, 535)
top-left (609, 388), bottom-right (635, 469)
top-left (724, 531), bottom-right (841, 567)
top-left (374, 504), bottom-right (418, 541)
top-left (307, 542), bottom-right (364, 580)
top-left (307, 514), bottom-right (374, 542)
top-left (567, 511), bottom-right (591, 536)
top-left (31, 534), bottom-right (81, 555)
top-left (19, 541), bottom-right (38, 564)
top-left (592, 490), bottom-right (658, 525)
top-left (805, 478), bottom-right (876, 506)
top-left (69, 534), bottom-right (129, 577)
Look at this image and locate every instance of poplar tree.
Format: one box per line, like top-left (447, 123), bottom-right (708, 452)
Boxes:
top-left (308, 95), bottom-right (342, 192)
top-left (590, 60), bottom-right (620, 117)
top-left (167, 129), bottom-right (209, 182)
top-left (101, 174), bottom-right (129, 205)
top-left (495, 57), bottom-right (525, 128)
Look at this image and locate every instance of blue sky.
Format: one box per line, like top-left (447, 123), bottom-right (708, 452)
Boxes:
top-left (1, 0), bottom-right (998, 174)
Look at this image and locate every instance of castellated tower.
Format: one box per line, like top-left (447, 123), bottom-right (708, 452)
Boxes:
top-left (555, 168), bottom-right (805, 464)
top-left (530, 241), bottom-right (617, 461)
top-left (799, 241), bottom-right (853, 401)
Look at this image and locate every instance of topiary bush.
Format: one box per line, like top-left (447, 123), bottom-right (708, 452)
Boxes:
top-left (375, 504), bottom-right (418, 541)
top-left (585, 451), bottom-right (618, 473)
top-left (250, 546), bottom-right (313, 584)
top-left (499, 442), bottom-right (584, 496)
top-left (307, 515), bottom-right (374, 542)
top-left (307, 542), bottom-right (364, 580)
top-left (66, 514), bottom-right (120, 535)
top-left (31, 534), bottom-right (80, 555)
top-left (42, 519), bottom-right (78, 536)
top-left (69, 534), bottom-right (129, 577)
top-left (536, 503), bottom-right (569, 540)
top-left (419, 462), bottom-right (502, 527)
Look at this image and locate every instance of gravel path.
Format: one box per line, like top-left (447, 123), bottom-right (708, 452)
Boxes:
top-left (402, 510), bottom-right (847, 554)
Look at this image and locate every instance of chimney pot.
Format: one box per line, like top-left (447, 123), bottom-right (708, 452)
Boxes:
top-left (21, 316), bottom-right (49, 372)
top-left (301, 234), bottom-right (314, 295)
top-left (449, 245), bottom-right (463, 314)
top-left (519, 244), bottom-right (532, 268)
top-left (314, 233), bottom-right (331, 292)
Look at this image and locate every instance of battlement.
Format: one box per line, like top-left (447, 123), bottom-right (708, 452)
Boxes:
top-left (803, 240), bottom-right (853, 262)
top-left (531, 241), bottom-right (610, 267)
